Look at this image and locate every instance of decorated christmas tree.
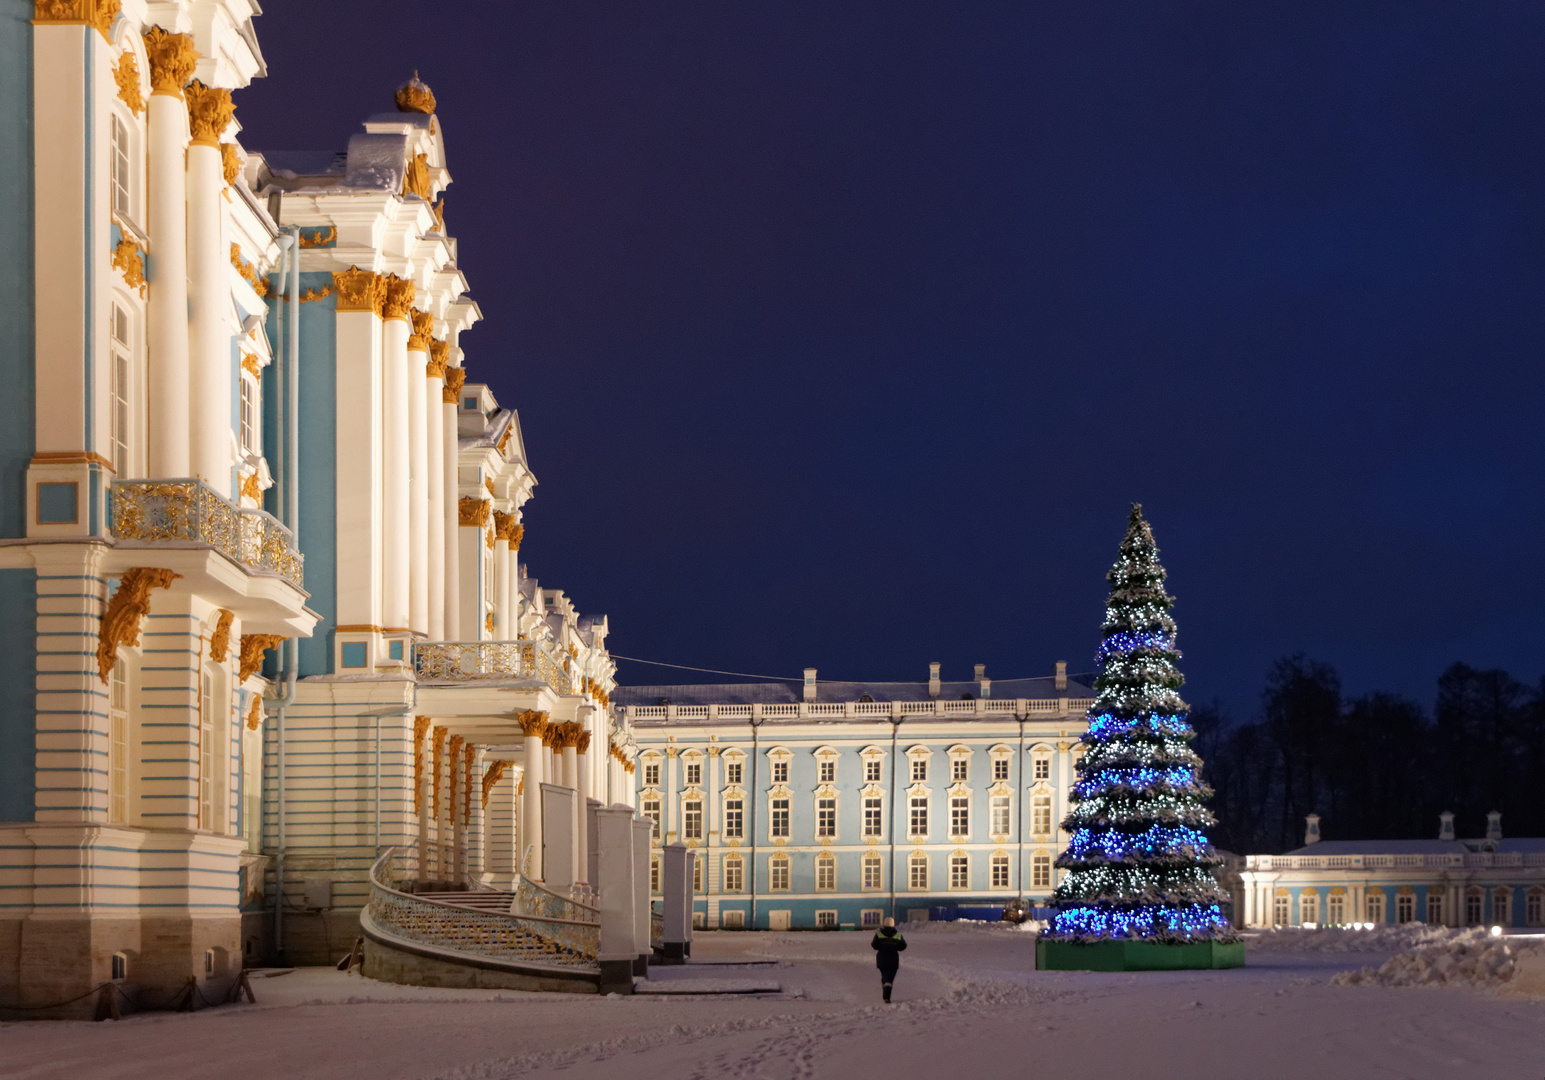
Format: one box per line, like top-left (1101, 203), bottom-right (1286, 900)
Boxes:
top-left (1046, 504), bottom-right (1235, 945)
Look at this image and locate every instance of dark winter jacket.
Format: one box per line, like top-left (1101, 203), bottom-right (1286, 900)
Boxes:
top-left (871, 926), bottom-right (907, 972)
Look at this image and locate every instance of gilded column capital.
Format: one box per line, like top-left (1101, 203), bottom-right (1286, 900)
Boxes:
top-left (96, 567), bottom-right (180, 682)
top-left (427, 339), bottom-right (449, 380)
top-left (517, 709), bottom-right (549, 739)
top-left (396, 72), bottom-right (436, 115)
top-left (493, 511), bottom-right (519, 543)
top-left (113, 50), bottom-right (144, 116)
top-left (443, 365), bottom-right (466, 404)
top-left (35, 0), bottom-right (121, 41)
top-left (407, 309), bottom-right (433, 351)
top-left (333, 266), bottom-right (384, 313)
top-left (458, 496), bottom-right (490, 527)
top-left (379, 274), bottom-right (415, 321)
top-left (238, 633), bottom-right (286, 680)
top-left (576, 731), bottom-right (592, 755)
top-left (184, 79), bottom-right (234, 147)
top-left (665, 746), bottom-right (679, 759)
top-left (220, 143), bottom-right (241, 186)
top-left (142, 26), bottom-right (197, 97)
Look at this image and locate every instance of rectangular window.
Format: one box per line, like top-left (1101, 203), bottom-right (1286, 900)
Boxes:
top-left (816, 856), bottom-right (835, 891)
top-left (772, 761), bottom-right (789, 783)
top-left (200, 673), bottom-right (214, 830)
top-left (693, 854), bottom-right (702, 893)
top-left (239, 377), bottom-right (258, 453)
top-left (1299, 892), bottom-right (1319, 926)
top-left (651, 857), bottom-right (661, 894)
top-left (909, 796), bottom-right (928, 838)
top-left (682, 799), bottom-right (703, 840)
top-left (1275, 893), bottom-right (1291, 926)
top-left (643, 799), bottom-right (661, 839)
top-left (990, 795), bottom-right (1010, 837)
top-left (1326, 893), bottom-right (1345, 925)
top-left (992, 757), bottom-right (1009, 781)
top-left (110, 305), bottom-right (132, 476)
top-left (1494, 889), bottom-right (1510, 928)
top-left (726, 761), bottom-right (742, 785)
top-left (771, 798), bottom-right (790, 838)
top-left (865, 759), bottom-right (882, 782)
top-left (1033, 755), bottom-right (1050, 781)
top-left (1032, 853), bottom-right (1051, 890)
top-left (1465, 892), bottom-right (1483, 927)
top-left (111, 114), bottom-right (131, 219)
top-left (685, 761), bottom-right (701, 786)
top-left (1031, 795), bottom-right (1052, 837)
top-left (910, 758), bottom-right (927, 782)
top-left (816, 797), bottom-right (836, 837)
top-left (950, 796), bottom-right (970, 838)
top-left (1397, 893), bottom-right (1415, 924)
top-left (644, 763), bottom-right (660, 786)
top-left (950, 855), bottom-right (969, 889)
top-left (723, 798), bottom-right (743, 839)
top-left (1426, 892), bottom-right (1444, 925)
top-left (816, 909), bottom-right (837, 929)
top-left (862, 854), bottom-right (882, 890)
top-left (109, 662), bottom-right (129, 824)
top-left (722, 909), bottom-right (745, 928)
top-left (1527, 891), bottom-right (1542, 927)
top-left (770, 857), bottom-right (790, 891)
top-left (990, 854), bottom-right (1010, 889)
top-left (951, 757), bottom-right (968, 782)
top-left (863, 797), bottom-right (883, 837)
top-left (1366, 892), bottom-right (1386, 925)
top-left (861, 908), bottom-right (883, 927)
top-left (723, 857), bottom-right (743, 892)
top-left (819, 759), bottom-right (835, 783)
top-left (909, 855), bottom-right (928, 890)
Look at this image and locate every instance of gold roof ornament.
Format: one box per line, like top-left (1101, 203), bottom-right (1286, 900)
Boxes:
top-left (395, 70), bottom-right (436, 115)
top-left (403, 153), bottom-right (432, 201)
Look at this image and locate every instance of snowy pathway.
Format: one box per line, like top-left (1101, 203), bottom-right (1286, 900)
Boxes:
top-left (3, 929), bottom-right (1542, 1079)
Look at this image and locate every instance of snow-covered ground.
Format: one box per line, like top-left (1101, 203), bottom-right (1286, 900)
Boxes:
top-left (5, 927), bottom-right (1543, 1079)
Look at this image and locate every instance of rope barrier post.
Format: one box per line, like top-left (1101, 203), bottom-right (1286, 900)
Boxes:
top-left (94, 983), bottom-right (120, 1022)
top-left (228, 969), bottom-right (257, 1004)
top-left (174, 976), bottom-right (198, 1012)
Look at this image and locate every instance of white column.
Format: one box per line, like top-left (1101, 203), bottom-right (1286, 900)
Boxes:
top-left (407, 314), bottom-right (431, 638)
top-left (144, 33), bottom-right (196, 479)
top-left (492, 531), bottom-right (510, 639)
top-left (519, 712), bottom-right (546, 880)
top-left (425, 348), bottom-right (446, 640)
top-left (442, 368), bottom-right (463, 638)
top-left (332, 270), bottom-right (384, 637)
top-left (381, 277), bottom-right (413, 634)
top-left (561, 731), bottom-right (581, 885)
top-left (501, 526), bottom-right (518, 637)
top-left (185, 82), bottom-right (232, 497)
top-left (596, 806), bottom-right (637, 993)
top-left (576, 732), bottom-right (592, 884)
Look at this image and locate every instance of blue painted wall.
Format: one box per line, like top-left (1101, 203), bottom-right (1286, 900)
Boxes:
top-left (0, 568), bottom-right (38, 820)
top-left (0, 3), bottom-right (35, 539)
top-left (264, 273), bottom-right (337, 676)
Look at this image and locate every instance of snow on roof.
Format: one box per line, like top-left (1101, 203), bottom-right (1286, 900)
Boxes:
top-left (1283, 837), bottom-right (1545, 856)
top-left (613, 675), bottom-right (1094, 708)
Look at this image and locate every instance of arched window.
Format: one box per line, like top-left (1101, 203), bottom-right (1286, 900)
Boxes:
top-left (815, 852), bottom-right (836, 891)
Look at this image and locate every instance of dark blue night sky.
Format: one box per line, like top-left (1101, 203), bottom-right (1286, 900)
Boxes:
top-left (236, 2), bottom-right (1545, 717)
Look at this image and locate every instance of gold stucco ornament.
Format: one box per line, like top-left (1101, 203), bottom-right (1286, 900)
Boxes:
top-left (395, 70), bottom-right (436, 115)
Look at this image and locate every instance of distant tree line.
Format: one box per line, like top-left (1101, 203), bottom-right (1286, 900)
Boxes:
top-left (1191, 655), bottom-right (1545, 855)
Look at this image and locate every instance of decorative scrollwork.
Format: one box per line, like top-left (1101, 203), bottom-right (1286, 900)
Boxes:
top-left (97, 567), bottom-right (180, 682)
top-left (209, 608), bottom-right (235, 663)
top-left (238, 633), bottom-right (286, 680)
top-left (111, 237), bottom-right (146, 297)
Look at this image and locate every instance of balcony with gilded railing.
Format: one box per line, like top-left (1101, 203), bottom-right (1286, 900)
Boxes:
top-left (626, 697), bottom-right (1098, 722)
top-left (413, 639), bottom-right (573, 694)
top-left (109, 479), bottom-right (304, 588)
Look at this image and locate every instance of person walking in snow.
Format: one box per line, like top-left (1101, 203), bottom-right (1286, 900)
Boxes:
top-left (871, 916), bottom-right (907, 1002)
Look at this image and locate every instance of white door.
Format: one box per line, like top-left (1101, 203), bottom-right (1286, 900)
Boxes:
top-left (768, 909), bottom-right (791, 931)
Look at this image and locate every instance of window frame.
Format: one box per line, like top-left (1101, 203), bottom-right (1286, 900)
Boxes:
top-left (815, 853), bottom-right (836, 891)
top-left (908, 794), bottom-right (929, 839)
top-left (770, 854), bottom-right (791, 891)
top-left (770, 796), bottom-right (791, 839)
top-left (908, 852), bottom-right (928, 890)
top-left (949, 853), bottom-right (969, 890)
top-left (990, 853), bottom-right (1010, 889)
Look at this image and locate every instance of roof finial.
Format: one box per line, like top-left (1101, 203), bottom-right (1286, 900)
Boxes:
top-left (395, 71), bottom-right (436, 115)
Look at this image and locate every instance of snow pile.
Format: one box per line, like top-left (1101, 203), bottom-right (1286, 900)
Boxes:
top-left (1331, 929), bottom-right (1545, 990)
top-left (1249, 923), bottom-right (1454, 954)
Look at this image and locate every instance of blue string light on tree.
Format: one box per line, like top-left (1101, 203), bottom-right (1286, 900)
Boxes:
top-left (1045, 503), bottom-right (1237, 945)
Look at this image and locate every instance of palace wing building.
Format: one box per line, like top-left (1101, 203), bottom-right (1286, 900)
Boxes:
top-left (620, 663), bottom-right (1094, 930)
top-left (0, 1), bottom-right (641, 1016)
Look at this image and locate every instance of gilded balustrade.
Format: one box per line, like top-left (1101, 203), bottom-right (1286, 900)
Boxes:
top-left (413, 640), bottom-right (573, 695)
top-left (110, 479), bottom-right (304, 588)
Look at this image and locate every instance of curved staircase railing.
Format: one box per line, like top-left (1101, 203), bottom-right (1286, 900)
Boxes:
top-left (366, 848), bottom-right (599, 974)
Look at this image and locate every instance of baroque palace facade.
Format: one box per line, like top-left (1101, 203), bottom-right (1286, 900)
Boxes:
top-left (0, 0), bottom-right (641, 1017)
top-left (619, 664), bottom-right (1095, 930)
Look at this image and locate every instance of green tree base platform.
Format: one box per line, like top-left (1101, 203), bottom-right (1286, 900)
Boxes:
top-left (1036, 938), bottom-right (1245, 972)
